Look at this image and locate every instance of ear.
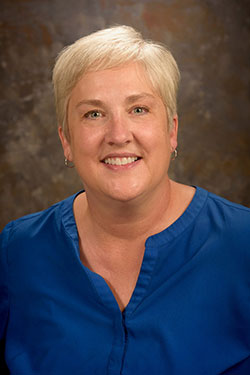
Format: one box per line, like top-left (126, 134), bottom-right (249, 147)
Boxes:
top-left (169, 115), bottom-right (178, 152)
top-left (58, 126), bottom-right (73, 162)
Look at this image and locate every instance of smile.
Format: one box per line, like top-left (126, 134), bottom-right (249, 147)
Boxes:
top-left (103, 157), bottom-right (139, 166)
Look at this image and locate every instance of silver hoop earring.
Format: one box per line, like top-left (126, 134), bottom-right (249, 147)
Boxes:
top-left (171, 149), bottom-right (178, 160)
top-left (64, 157), bottom-right (74, 168)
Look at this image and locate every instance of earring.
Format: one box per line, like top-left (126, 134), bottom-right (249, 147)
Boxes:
top-left (171, 149), bottom-right (178, 160)
top-left (64, 157), bottom-right (74, 168)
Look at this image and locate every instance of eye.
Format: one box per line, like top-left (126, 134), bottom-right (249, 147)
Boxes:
top-left (131, 106), bottom-right (149, 115)
top-left (84, 110), bottom-right (103, 119)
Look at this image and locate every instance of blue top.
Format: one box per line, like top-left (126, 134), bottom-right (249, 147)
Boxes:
top-left (0, 187), bottom-right (250, 375)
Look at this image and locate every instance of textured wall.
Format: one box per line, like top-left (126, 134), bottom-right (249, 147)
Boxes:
top-left (1, 0), bottom-right (250, 230)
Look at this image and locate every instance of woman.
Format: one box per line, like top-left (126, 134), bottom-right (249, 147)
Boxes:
top-left (0, 25), bottom-right (249, 374)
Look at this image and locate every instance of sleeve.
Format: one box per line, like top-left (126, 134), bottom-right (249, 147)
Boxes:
top-left (0, 223), bottom-right (11, 374)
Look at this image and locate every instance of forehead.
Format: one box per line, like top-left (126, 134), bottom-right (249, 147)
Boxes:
top-left (69, 62), bottom-right (160, 103)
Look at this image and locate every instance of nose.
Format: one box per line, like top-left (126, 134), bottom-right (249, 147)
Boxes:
top-left (104, 113), bottom-right (133, 146)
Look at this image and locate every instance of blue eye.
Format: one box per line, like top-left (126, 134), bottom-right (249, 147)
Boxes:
top-left (132, 107), bottom-right (148, 115)
top-left (84, 110), bottom-right (102, 119)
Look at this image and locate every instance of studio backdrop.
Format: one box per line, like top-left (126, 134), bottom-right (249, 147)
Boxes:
top-left (0, 0), bottom-right (250, 230)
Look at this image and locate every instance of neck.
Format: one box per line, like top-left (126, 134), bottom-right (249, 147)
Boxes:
top-left (76, 178), bottom-right (175, 242)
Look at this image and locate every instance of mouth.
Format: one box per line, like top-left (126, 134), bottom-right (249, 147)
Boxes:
top-left (102, 156), bottom-right (142, 166)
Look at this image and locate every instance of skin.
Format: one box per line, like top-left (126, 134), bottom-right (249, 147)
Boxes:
top-left (59, 62), bottom-right (195, 310)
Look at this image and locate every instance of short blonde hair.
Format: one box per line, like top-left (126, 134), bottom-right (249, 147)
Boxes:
top-left (53, 25), bottom-right (180, 139)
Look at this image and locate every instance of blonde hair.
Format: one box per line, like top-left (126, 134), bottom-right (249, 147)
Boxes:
top-left (53, 25), bottom-right (180, 139)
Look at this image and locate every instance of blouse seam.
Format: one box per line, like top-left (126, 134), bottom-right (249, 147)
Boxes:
top-left (147, 229), bottom-right (216, 306)
top-left (60, 203), bottom-right (111, 314)
top-left (134, 193), bottom-right (210, 312)
top-left (127, 195), bottom-right (208, 316)
top-left (147, 191), bottom-right (209, 249)
top-left (83, 267), bottom-right (114, 314)
top-left (207, 193), bottom-right (250, 212)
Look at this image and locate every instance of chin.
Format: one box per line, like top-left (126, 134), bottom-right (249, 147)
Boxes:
top-left (104, 183), bottom-right (146, 203)
top-left (107, 191), bottom-right (142, 203)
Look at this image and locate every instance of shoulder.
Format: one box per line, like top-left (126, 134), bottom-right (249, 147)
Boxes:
top-left (205, 189), bottom-right (250, 230)
top-left (206, 188), bottom-right (250, 212)
top-left (1, 201), bottom-right (61, 241)
top-left (195, 187), bottom-right (250, 258)
top-left (0, 192), bottom-right (79, 251)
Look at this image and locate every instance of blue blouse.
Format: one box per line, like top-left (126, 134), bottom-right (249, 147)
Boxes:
top-left (0, 187), bottom-right (250, 374)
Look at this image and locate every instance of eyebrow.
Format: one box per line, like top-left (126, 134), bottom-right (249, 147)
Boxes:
top-left (75, 93), bottom-right (156, 109)
top-left (75, 99), bottom-right (104, 109)
top-left (125, 93), bottom-right (156, 104)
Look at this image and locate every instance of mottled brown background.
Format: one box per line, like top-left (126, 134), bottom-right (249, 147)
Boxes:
top-left (1, 0), bottom-right (250, 230)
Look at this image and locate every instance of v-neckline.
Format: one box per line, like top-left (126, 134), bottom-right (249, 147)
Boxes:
top-left (61, 186), bottom-right (208, 316)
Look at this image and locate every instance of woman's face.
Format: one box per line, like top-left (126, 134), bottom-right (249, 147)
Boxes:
top-left (59, 62), bottom-right (178, 203)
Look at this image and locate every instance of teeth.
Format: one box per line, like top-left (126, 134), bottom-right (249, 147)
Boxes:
top-left (104, 157), bottom-right (138, 165)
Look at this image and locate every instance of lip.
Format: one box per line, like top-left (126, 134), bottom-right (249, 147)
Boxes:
top-left (101, 153), bottom-right (141, 160)
top-left (101, 153), bottom-right (142, 170)
top-left (102, 158), bottom-right (141, 170)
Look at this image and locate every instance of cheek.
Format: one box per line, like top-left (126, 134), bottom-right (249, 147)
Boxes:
top-left (70, 128), bottom-right (103, 158)
top-left (146, 126), bottom-right (170, 149)
top-left (139, 121), bottom-right (165, 139)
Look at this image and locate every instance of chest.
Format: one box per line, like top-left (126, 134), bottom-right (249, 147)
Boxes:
top-left (79, 242), bottom-right (145, 311)
top-left (7, 239), bottom-right (250, 375)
